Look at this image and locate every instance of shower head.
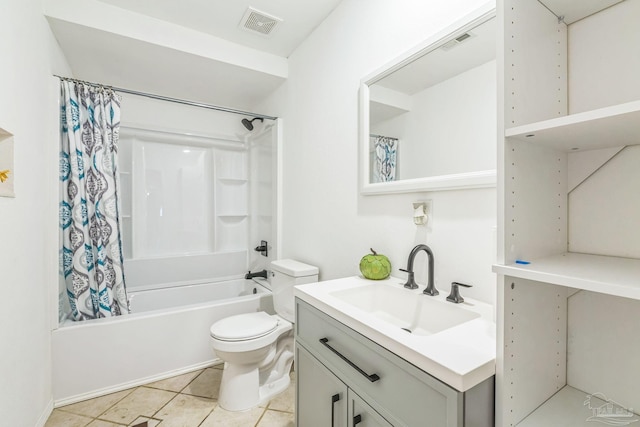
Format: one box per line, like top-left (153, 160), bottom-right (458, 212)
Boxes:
top-left (241, 117), bottom-right (264, 131)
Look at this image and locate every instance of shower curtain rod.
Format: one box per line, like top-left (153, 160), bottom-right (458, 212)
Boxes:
top-left (370, 133), bottom-right (399, 140)
top-left (54, 75), bottom-right (277, 121)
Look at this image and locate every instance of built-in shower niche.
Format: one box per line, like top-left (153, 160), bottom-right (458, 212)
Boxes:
top-left (118, 126), bottom-right (255, 289)
top-left (215, 150), bottom-right (248, 252)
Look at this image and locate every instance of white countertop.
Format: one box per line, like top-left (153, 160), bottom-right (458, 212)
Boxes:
top-left (294, 276), bottom-right (496, 392)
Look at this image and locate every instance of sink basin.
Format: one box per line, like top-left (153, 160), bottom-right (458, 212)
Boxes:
top-left (330, 283), bottom-right (480, 336)
top-left (295, 276), bottom-right (496, 392)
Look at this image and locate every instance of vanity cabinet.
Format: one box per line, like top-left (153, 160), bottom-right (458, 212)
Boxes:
top-left (295, 299), bottom-right (494, 427)
top-left (297, 344), bottom-right (392, 427)
top-left (494, 1), bottom-right (640, 426)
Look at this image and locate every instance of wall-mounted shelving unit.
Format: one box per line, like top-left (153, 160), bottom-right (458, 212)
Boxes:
top-left (495, 0), bottom-right (640, 426)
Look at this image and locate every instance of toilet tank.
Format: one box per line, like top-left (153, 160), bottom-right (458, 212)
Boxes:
top-left (270, 259), bottom-right (319, 322)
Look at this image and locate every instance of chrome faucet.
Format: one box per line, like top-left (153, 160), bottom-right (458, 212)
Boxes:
top-left (400, 244), bottom-right (438, 296)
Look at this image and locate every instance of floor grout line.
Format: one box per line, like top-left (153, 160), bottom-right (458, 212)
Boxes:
top-left (47, 366), bottom-right (294, 427)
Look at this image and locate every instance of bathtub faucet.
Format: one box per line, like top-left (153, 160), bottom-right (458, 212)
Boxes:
top-left (245, 269), bottom-right (268, 280)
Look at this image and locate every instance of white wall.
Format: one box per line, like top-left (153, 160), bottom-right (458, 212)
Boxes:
top-left (0, 0), bottom-right (70, 425)
top-left (258, 0), bottom-right (497, 305)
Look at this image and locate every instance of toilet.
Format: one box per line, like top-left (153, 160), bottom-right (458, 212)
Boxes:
top-left (210, 259), bottom-right (319, 411)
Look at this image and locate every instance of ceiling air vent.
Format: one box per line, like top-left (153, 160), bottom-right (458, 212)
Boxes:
top-left (239, 7), bottom-right (283, 37)
top-left (440, 32), bottom-right (475, 51)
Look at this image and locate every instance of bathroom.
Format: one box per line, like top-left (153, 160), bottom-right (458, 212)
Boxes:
top-left (4, 0), bottom-right (638, 426)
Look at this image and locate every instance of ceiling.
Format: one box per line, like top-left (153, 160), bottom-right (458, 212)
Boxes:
top-left (96, 0), bottom-right (343, 58)
top-left (46, 0), bottom-right (343, 111)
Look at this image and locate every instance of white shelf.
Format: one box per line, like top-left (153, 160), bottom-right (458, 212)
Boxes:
top-left (537, 0), bottom-right (624, 24)
top-left (505, 100), bottom-right (640, 152)
top-left (217, 177), bottom-right (247, 183)
top-left (493, 252), bottom-right (640, 300)
top-left (517, 385), bottom-right (638, 427)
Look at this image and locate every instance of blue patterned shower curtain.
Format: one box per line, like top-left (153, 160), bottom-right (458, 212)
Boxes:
top-left (59, 80), bottom-right (129, 321)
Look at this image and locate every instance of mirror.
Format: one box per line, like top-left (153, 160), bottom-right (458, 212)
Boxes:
top-left (360, 5), bottom-right (497, 194)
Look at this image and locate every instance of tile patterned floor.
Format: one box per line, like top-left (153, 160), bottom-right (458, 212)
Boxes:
top-left (45, 364), bottom-right (295, 427)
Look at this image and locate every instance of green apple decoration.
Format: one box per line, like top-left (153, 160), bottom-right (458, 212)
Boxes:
top-left (359, 248), bottom-right (391, 280)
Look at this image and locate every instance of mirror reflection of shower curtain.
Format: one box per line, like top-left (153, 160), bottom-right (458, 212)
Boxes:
top-left (371, 135), bottom-right (398, 182)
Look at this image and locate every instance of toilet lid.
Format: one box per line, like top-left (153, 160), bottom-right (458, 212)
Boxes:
top-left (210, 312), bottom-right (279, 341)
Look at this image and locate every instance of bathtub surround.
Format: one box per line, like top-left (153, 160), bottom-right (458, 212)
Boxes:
top-left (59, 79), bottom-right (129, 321)
top-left (116, 94), bottom-right (280, 292)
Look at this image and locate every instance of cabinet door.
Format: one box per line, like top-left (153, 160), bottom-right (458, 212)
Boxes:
top-left (297, 343), bottom-right (348, 427)
top-left (348, 390), bottom-right (392, 427)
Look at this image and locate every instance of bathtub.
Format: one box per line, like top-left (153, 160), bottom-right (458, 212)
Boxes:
top-left (52, 278), bottom-right (274, 406)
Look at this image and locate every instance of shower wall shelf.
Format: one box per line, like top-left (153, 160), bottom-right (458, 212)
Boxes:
top-left (218, 177), bottom-right (248, 183)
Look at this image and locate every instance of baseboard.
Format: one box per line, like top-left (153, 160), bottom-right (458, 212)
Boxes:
top-left (35, 399), bottom-right (54, 427)
top-left (53, 358), bottom-right (222, 407)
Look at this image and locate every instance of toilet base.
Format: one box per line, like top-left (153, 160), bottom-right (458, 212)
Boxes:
top-left (217, 333), bottom-right (294, 412)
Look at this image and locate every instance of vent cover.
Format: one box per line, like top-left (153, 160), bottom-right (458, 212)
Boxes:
top-left (440, 32), bottom-right (475, 51)
top-left (239, 7), bottom-right (282, 37)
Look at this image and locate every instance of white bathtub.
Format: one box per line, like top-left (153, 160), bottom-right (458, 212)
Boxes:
top-left (52, 278), bottom-right (274, 405)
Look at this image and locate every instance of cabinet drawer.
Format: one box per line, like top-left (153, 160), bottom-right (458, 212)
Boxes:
top-left (296, 299), bottom-right (462, 427)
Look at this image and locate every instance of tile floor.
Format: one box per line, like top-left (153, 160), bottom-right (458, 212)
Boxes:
top-left (45, 364), bottom-right (295, 427)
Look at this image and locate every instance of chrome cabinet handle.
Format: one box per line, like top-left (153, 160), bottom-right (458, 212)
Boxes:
top-left (319, 338), bottom-right (380, 382)
top-left (331, 393), bottom-right (340, 427)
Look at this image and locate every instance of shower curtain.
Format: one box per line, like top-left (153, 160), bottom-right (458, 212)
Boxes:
top-left (59, 80), bottom-right (129, 321)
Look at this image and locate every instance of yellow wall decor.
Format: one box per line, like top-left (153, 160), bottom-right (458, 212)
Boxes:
top-left (0, 128), bottom-right (15, 197)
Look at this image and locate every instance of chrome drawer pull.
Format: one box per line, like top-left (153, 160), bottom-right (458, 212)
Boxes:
top-left (319, 337), bottom-right (381, 382)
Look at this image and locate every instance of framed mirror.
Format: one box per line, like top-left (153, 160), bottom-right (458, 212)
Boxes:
top-left (360, 3), bottom-right (497, 195)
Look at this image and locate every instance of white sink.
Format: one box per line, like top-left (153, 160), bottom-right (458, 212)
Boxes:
top-left (330, 283), bottom-right (480, 336)
top-left (294, 276), bottom-right (496, 392)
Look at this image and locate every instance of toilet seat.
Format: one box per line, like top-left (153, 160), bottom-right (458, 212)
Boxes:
top-left (210, 312), bottom-right (279, 342)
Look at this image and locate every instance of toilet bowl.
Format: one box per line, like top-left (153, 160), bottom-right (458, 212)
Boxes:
top-left (210, 259), bottom-right (319, 411)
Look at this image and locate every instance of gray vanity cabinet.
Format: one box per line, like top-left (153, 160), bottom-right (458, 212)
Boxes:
top-left (295, 299), bottom-right (494, 427)
top-left (296, 343), bottom-right (348, 427)
top-left (297, 343), bottom-right (393, 427)
top-left (349, 389), bottom-right (394, 427)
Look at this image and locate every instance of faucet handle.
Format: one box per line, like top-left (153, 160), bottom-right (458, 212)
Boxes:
top-left (447, 282), bottom-right (472, 303)
top-left (399, 269), bottom-right (419, 289)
